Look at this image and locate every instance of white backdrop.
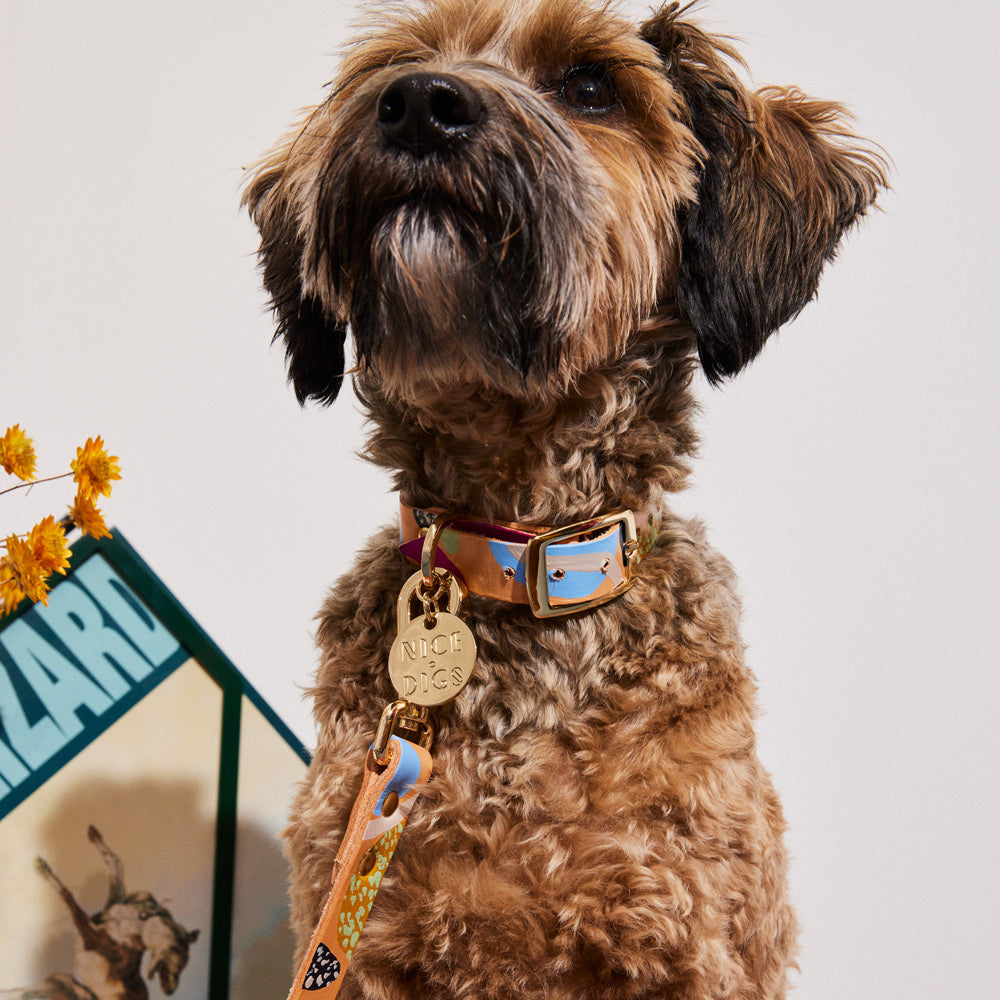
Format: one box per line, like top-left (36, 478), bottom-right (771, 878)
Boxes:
top-left (3, 1), bottom-right (998, 997)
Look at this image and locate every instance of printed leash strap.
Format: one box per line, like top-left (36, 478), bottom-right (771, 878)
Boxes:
top-left (288, 515), bottom-right (476, 998)
top-left (287, 734), bottom-right (433, 998)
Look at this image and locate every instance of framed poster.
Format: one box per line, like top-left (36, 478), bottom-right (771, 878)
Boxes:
top-left (0, 532), bottom-right (310, 999)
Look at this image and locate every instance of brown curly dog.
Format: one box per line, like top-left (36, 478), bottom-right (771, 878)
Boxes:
top-left (243, 1), bottom-right (886, 996)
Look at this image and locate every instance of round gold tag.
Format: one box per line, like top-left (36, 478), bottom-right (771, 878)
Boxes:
top-left (388, 611), bottom-right (477, 706)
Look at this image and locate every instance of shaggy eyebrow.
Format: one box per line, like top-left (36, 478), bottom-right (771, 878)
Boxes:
top-left (507, 18), bottom-right (662, 78)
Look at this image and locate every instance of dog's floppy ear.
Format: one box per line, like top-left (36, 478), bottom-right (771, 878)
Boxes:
top-left (242, 156), bottom-right (348, 406)
top-left (641, 3), bottom-right (887, 383)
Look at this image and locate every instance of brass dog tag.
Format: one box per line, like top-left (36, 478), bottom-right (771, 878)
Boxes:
top-left (389, 571), bottom-right (477, 706)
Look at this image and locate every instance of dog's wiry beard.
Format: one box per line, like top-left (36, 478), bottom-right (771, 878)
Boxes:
top-left (302, 71), bottom-right (624, 397)
top-left (359, 201), bottom-right (543, 383)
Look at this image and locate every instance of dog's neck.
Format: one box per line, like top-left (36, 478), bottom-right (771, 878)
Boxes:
top-left (356, 328), bottom-right (698, 527)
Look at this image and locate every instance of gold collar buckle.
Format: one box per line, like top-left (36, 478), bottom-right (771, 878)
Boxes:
top-left (524, 510), bottom-right (639, 618)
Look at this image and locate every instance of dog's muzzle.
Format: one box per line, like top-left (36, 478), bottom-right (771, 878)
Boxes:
top-left (377, 71), bottom-right (485, 156)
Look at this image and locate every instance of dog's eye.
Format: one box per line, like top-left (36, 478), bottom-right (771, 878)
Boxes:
top-left (560, 65), bottom-right (618, 113)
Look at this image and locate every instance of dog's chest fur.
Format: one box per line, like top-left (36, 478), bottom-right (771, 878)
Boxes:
top-left (286, 519), bottom-right (794, 998)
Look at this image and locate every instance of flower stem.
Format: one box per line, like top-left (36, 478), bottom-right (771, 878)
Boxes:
top-left (0, 471), bottom-right (73, 498)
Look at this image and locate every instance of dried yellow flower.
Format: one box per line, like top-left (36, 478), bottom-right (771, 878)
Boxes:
top-left (29, 516), bottom-right (72, 576)
top-left (1, 533), bottom-right (51, 610)
top-left (0, 424), bottom-right (38, 482)
top-left (0, 564), bottom-right (25, 617)
top-left (71, 436), bottom-right (122, 500)
top-left (68, 492), bottom-right (112, 540)
top-left (2, 427), bottom-right (122, 616)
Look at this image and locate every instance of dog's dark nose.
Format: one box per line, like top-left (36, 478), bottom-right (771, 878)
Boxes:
top-left (377, 72), bottom-right (484, 156)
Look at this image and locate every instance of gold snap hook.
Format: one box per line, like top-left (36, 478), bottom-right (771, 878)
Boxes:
top-left (420, 512), bottom-right (459, 589)
top-left (372, 700), bottom-right (434, 766)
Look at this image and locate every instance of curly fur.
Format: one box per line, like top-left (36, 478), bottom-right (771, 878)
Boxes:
top-left (243, 2), bottom-right (886, 996)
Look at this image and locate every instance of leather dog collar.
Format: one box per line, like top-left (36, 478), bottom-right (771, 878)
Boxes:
top-left (399, 500), bottom-right (662, 617)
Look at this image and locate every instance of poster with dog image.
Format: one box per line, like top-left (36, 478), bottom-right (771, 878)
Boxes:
top-left (0, 533), bottom-right (309, 1000)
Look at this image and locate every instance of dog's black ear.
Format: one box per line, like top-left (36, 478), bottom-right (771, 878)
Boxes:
top-left (641, 3), bottom-right (887, 383)
top-left (242, 164), bottom-right (347, 406)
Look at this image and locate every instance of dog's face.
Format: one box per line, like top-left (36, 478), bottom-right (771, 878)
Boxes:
top-left (245, 0), bottom-right (885, 408)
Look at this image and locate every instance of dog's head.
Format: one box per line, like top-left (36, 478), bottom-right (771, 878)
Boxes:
top-left (244, 0), bottom-right (886, 407)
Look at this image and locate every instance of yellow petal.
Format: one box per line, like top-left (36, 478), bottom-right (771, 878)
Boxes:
top-left (0, 424), bottom-right (38, 482)
top-left (29, 516), bottom-right (72, 575)
top-left (68, 493), bottom-right (112, 540)
top-left (71, 436), bottom-right (122, 499)
top-left (1, 534), bottom-right (50, 606)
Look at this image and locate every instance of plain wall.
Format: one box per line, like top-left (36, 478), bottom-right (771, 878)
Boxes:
top-left (3, 1), bottom-right (998, 996)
